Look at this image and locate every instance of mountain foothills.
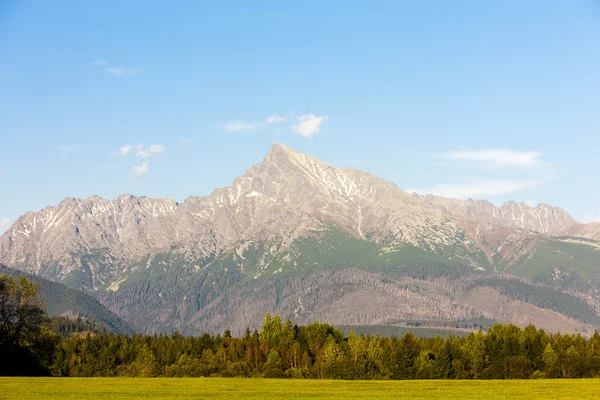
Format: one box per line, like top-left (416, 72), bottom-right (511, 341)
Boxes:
top-left (1, 143), bottom-right (600, 335)
top-left (0, 264), bottom-right (132, 335)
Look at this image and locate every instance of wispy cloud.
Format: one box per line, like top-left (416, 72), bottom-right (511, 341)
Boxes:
top-left (442, 149), bottom-right (542, 168)
top-left (406, 179), bottom-right (539, 199)
top-left (107, 67), bottom-right (143, 77)
top-left (115, 144), bottom-right (164, 177)
top-left (224, 121), bottom-right (258, 133)
top-left (119, 145), bottom-right (132, 155)
top-left (0, 216), bottom-right (12, 228)
top-left (117, 144), bottom-right (165, 158)
top-left (292, 114), bottom-right (327, 138)
top-left (87, 60), bottom-right (143, 77)
top-left (134, 144), bottom-right (165, 158)
top-left (129, 161), bottom-right (149, 178)
top-left (224, 112), bottom-right (327, 137)
top-left (225, 114), bottom-right (287, 133)
top-left (266, 115), bottom-right (288, 124)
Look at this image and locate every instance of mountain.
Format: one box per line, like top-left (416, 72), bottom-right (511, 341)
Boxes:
top-left (2, 143), bottom-right (600, 335)
top-left (416, 194), bottom-right (600, 241)
top-left (0, 143), bottom-right (472, 288)
top-left (0, 264), bottom-right (133, 334)
top-left (415, 195), bottom-right (575, 235)
top-left (565, 221), bottom-right (600, 241)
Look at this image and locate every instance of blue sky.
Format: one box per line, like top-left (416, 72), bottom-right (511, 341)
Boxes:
top-left (1, 0), bottom-right (600, 232)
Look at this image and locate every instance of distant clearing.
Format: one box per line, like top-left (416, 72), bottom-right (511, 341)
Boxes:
top-left (1, 378), bottom-right (599, 399)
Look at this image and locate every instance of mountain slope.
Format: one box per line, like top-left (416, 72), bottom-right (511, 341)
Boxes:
top-left (565, 222), bottom-right (600, 241)
top-left (0, 264), bottom-right (133, 334)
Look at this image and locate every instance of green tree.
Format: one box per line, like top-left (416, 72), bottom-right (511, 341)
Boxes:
top-left (414, 350), bottom-right (436, 379)
top-left (542, 343), bottom-right (558, 376)
top-left (393, 333), bottom-right (420, 379)
top-left (322, 335), bottom-right (348, 379)
top-left (464, 330), bottom-right (486, 378)
top-left (0, 274), bottom-right (58, 376)
top-left (263, 349), bottom-right (285, 378)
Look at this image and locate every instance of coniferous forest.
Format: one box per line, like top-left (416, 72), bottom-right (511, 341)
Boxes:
top-left (2, 274), bottom-right (600, 379)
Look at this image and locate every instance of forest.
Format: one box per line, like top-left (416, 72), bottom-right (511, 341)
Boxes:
top-left (2, 274), bottom-right (600, 379)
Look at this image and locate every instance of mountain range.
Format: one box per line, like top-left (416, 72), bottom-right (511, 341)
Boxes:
top-left (1, 143), bottom-right (600, 335)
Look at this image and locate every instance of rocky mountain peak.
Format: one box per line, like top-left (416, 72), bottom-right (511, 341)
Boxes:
top-left (260, 142), bottom-right (320, 175)
top-left (265, 142), bottom-right (293, 156)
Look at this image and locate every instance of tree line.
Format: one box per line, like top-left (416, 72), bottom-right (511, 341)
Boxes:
top-left (2, 274), bottom-right (600, 379)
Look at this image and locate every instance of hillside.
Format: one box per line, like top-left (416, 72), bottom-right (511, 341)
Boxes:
top-left (0, 264), bottom-right (134, 334)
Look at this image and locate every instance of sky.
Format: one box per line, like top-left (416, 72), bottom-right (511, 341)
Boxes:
top-left (1, 0), bottom-right (600, 232)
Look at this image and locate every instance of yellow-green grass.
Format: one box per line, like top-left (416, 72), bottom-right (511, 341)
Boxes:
top-left (1, 378), bottom-right (599, 400)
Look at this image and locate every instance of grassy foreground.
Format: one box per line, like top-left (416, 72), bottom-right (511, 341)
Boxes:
top-left (1, 378), bottom-right (600, 400)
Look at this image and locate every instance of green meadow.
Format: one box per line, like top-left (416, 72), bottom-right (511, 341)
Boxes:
top-left (1, 378), bottom-right (599, 400)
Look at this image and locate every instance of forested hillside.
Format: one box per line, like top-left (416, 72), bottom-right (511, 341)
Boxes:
top-left (0, 265), bottom-right (133, 335)
top-left (2, 274), bottom-right (599, 379)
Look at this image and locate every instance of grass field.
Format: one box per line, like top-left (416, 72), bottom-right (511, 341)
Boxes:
top-left (1, 378), bottom-right (600, 399)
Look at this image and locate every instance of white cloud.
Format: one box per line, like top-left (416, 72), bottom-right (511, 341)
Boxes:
top-left (406, 179), bottom-right (538, 199)
top-left (114, 144), bottom-right (164, 177)
top-left (224, 113), bottom-right (327, 135)
top-left (87, 60), bottom-right (142, 77)
top-left (266, 115), bottom-right (288, 124)
top-left (442, 149), bottom-right (542, 168)
top-left (292, 114), bottom-right (327, 138)
top-left (86, 60), bottom-right (144, 78)
top-left (134, 144), bottom-right (165, 158)
top-left (107, 67), bottom-right (143, 77)
top-left (224, 121), bottom-right (257, 133)
top-left (0, 216), bottom-right (12, 228)
top-left (119, 145), bottom-right (132, 155)
top-left (129, 161), bottom-right (149, 177)
top-left (524, 200), bottom-right (538, 207)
